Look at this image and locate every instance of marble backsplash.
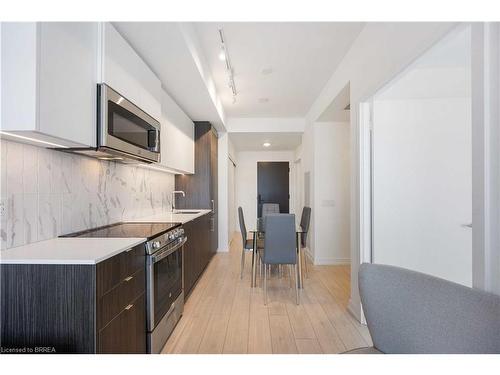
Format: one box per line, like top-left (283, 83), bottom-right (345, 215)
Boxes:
top-left (0, 139), bottom-right (175, 250)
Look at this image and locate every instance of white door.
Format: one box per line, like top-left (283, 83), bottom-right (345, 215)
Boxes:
top-left (371, 26), bottom-right (473, 286)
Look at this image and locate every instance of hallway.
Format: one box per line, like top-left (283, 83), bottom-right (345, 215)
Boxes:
top-left (162, 235), bottom-right (371, 354)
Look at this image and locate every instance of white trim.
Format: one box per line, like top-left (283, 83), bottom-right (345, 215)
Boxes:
top-left (314, 257), bottom-right (351, 266)
top-left (359, 102), bottom-right (373, 265)
top-left (348, 298), bottom-right (367, 325)
top-left (471, 23), bottom-right (500, 293)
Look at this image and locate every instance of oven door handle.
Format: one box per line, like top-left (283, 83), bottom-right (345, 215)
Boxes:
top-left (151, 237), bottom-right (187, 264)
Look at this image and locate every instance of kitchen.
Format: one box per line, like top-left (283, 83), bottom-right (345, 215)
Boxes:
top-left (0, 22), bottom-right (218, 353)
top-left (2, 6), bottom-right (500, 371)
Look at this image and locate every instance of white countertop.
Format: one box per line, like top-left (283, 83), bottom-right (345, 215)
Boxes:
top-left (0, 237), bottom-right (145, 265)
top-left (0, 209), bottom-right (212, 265)
top-left (130, 209), bottom-right (212, 224)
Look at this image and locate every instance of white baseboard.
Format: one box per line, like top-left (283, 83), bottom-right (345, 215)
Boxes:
top-left (314, 257), bottom-right (350, 265)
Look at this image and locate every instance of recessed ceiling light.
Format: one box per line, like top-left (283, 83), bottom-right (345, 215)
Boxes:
top-left (258, 98), bottom-right (269, 104)
top-left (261, 67), bottom-right (273, 75)
top-left (218, 48), bottom-right (226, 61)
top-left (263, 142), bottom-right (271, 147)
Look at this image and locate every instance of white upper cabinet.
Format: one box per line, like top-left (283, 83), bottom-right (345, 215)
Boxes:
top-left (159, 89), bottom-right (195, 174)
top-left (99, 23), bottom-right (161, 121)
top-left (1, 22), bottom-right (98, 148)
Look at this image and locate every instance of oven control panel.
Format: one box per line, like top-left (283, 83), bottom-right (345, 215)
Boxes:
top-left (146, 226), bottom-right (185, 255)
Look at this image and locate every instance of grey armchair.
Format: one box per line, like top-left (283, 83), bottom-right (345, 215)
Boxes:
top-left (261, 214), bottom-right (299, 305)
top-left (352, 263), bottom-right (500, 354)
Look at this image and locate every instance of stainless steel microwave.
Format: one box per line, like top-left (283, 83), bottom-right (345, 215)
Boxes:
top-left (63, 84), bottom-right (161, 164)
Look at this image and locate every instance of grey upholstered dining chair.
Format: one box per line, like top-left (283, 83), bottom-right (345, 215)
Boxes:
top-left (260, 214), bottom-right (299, 305)
top-left (351, 263), bottom-right (500, 354)
top-left (238, 207), bottom-right (262, 279)
top-left (262, 203), bottom-right (280, 216)
top-left (299, 207), bottom-right (311, 277)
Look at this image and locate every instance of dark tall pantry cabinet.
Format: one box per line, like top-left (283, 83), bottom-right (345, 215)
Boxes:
top-left (175, 122), bottom-right (218, 297)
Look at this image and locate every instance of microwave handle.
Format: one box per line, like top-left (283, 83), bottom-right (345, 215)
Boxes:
top-left (148, 129), bottom-right (161, 152)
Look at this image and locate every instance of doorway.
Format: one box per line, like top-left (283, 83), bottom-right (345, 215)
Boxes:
top-left (363, 25), bottom-right (473, 286)
top-left (257, 161), bottom-right (290, 217)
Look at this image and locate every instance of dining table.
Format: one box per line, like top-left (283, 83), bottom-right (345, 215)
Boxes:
top-left (248, 217), bottom-right (306, 289)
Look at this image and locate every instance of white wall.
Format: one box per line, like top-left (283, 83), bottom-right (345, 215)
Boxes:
top-left (303, 22), bottom-right (457, 320)
top-left (217, 132), bottom-right (229, 252)
top-left (235, 150), bottom-right (296, 232)
top-left (228, 137), bottom-right (236, 243)
top-left (313, 122), bottom-right (351, 265)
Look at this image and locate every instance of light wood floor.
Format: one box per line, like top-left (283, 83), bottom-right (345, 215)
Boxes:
top-left (161, 234), bottom-right (372, 354)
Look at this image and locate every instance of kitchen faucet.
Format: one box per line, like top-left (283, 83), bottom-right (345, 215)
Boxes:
top-left (171, 191), bottom-right (185, 211)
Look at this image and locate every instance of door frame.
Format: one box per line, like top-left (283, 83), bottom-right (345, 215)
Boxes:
top-left (358, 23), bottom-right (500, 294)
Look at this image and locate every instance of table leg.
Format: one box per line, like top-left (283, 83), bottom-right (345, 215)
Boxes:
top-left (297, 232), bottom-right (303, 288)
top-left (252, 234), bottom-right (258, 287)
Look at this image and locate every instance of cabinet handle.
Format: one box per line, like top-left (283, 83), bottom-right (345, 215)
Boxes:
top-left (124, 276), bottom-right (133, 282)
top-left (125, 304), bottom-right (133, 311)
top-left (211, 199), bottom-right (215, 213)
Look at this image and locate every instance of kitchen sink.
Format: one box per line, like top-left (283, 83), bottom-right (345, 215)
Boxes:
top-left (173, 211), bottom-right (201, 214)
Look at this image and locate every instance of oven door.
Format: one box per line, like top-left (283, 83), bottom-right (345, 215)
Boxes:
top-left (98, 84), bottom-right (160, 163)
top-left (147, 237), bottom-right (186, 331)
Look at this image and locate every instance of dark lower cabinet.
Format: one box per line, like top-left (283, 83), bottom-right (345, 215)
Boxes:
top-left (0, 244), bottom-right (146, 354)
top-left (183, 213), bottom-right (216, 298)
top-left (98, 293), bottom-right (146, 354)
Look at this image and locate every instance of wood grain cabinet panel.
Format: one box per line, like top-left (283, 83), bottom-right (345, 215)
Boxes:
top-left (0, 245), bottom-right (146, 354)
top-left (182, 212), bottom-right (215, 299)
top-left (97, 267), bottom-right (145, 330)
top-left (98, 293), bottom-right (146, 354)
top-left (175, 121), bottom-right (218, 300)
top-left (96, 244), bottom-right (144, 296)
top-left (0, 264), bottom-right (96, 353)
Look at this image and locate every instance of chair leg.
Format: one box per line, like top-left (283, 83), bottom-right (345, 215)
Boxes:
top-left (288, 264), bottom-right (293, 288)
top-left (302, 247), bottom-right (308, 278)
top-left (240, 248), bottom-right (246, 279)
top-left (264, 263), bottom-right (268, 305)
top-left (295, 263), bottom-right (299, 305)
top-left (259, 253), bottom-right (263, 281)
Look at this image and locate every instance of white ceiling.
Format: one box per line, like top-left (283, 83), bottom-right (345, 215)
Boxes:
top-left (113, 22), bottom-right (226, 130)
top-left (229, 132), bottom-right (302, 151)
top-left (194, 22), bottom-right (364, 118)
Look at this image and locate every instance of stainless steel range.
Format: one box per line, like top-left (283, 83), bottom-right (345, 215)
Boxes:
top-left (62, 222), bottom-right (186, 353)
top-left (145, 225), bottom-right (186, 353)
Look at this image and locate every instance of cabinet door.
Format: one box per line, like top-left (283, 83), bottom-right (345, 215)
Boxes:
top-left (182, 220), bottom-right (196, 297)
top-left (210, 213), bottom-right (218, 258)
top-left (98, 293), bottom-right (146, 354)
top-left (101, 23), bottom-right (161, 120)
top-left (199, 214), bottom-right (209, 271)
top-left (38, 22), bottom-right (98, 147)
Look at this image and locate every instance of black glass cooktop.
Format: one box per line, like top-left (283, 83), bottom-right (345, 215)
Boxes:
top-left (61, 222), bottom-right (181, 240)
